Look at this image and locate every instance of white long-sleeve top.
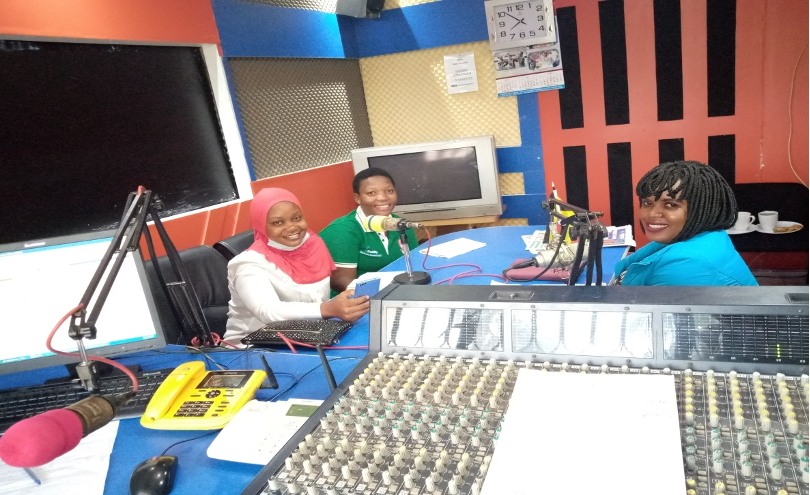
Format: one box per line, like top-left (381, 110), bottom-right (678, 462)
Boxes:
top-left (223, 250), bottom-right (329, 345)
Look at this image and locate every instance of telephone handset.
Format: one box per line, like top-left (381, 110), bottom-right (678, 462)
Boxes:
top-left (140, 361), bottom-right (267, 430)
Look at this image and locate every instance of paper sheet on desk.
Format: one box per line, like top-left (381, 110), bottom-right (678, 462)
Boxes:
top-left (347, 271), bottom-right (403, 291)
top-left (419, 238), bottom-right (486, 258)
top-left (207, 399), bottom-right (322, 465)
top-left (0, 421), bottom-right (119, 494)
top-left (480, 370), bottom-right (682, 495)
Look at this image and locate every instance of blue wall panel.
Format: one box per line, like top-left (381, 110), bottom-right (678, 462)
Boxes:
top-left (340, 0), bottom-right (489, 58)
top-left (212, 0), bottom-right (346, 58)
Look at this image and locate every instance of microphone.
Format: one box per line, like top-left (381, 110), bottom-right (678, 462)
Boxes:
top-left (0, 392), bottom-right (134, 467)
top-left (362, 215), bottom-right (423, 232)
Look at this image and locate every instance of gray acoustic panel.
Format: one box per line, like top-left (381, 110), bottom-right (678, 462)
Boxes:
top-left (228, 58), bottom-right (373, 178)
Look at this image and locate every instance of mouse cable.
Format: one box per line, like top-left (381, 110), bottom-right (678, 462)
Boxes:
top-left (160, 431), bottom-right (218, 457)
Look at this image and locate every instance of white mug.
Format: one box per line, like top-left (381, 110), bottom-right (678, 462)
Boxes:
top-left (734, 212), bottom-right (755, 231)
top-left (758, 210), bottom-right (778, 232)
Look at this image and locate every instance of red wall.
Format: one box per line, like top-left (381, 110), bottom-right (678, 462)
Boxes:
top-left (0, 0), bottom-right (219, 44)
top-left (538, 0), bottom-right (808, 247)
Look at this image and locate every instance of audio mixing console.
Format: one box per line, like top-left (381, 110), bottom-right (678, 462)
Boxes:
top-left (243, 285), bottom-right (810, 495)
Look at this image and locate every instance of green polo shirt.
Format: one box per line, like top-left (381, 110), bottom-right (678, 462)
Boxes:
top-left (320, 211), bottom-right (418, 279)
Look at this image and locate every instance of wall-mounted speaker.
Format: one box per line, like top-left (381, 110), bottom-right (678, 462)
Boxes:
top-left (336, 0), bottom-right (385, 19)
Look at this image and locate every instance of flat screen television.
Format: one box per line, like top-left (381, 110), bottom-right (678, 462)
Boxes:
top-left (0, 230), bottom-right (167, 375)
top-left (350, 136), bottom-right (503, 222)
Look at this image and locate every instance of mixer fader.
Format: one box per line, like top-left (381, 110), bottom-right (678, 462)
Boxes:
top-left (243, 285), bottom-right (810, 495)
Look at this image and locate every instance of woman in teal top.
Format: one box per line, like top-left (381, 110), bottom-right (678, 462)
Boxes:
top-left (320, 168), bottom-right (418, 292)
top-left (614, 160), bottom-right (757, 286)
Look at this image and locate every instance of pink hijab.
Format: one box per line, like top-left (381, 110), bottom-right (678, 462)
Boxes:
top-left (247, 188), bottom-right (335, 284)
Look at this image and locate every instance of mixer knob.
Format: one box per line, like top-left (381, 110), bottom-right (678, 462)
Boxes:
top-left (734, 415), bottom-right (746, 430)
top-left (685, 434), bottom-right (696, 446)
top-left (425, 476), bottom-right (436, 492)
top-left (381, 469), bottom-right (392, 485)
top-left (286, 482), bottom-right (300, 494)
top-left (744, 486), bottom-right (756, 495)
top-left (285, 457), bottom-right (295, 470)
top-left (329, 455), bottom-right (340, 469)
top-left (542, 361), bottom-right (551, 370)
top-left (788, 419), bottom-right (799, 435)
top-left (600, 364), bottom-right (609, 374)
top-left (796, 443), bottom-right (807, 459)
top-left (800, 456), bottom-right (809, 471)
top-left (341, 465), bottom-right (351, 480)
top-left (641, 366), bottom-right (650, 374)
top-left (711, 437), bottom-right (722, 450)
top-left (803, 467), bottom-right (809, 484)
top-left (685, 411), bottom-right (695, 426)
top-left (801, 374), bottom-right (809, 386)
top-left (684, 368), bottom-right (693, 377)
top-left (739, 450), bottom-right (751, 465)
top-left (621, 365), bottom-right (629, 374)
top-left (686, 455), bottom-right (697, 471)
top-left (663, 367), bottom-right (671, 375)
top-left (710, 413), bottom-right (720, 428)
top-left (771, 462), bottom-right (783, 481)
top-left (580, 363), bottom-right (589, 373)
top-left (322, 462), bottom-right (331, 477)
top-left (766, 441), bottom-right (778, 455)
top-left (714, 481), bottom-right (725, 494)
top-left (776, 373), bottom-right (785, 383)
top-left (761, 417), bottom-right (771, 431)
top-left (712, 457), bottom-right (724, 474)
top-left (403, 473), bottom-right (414, 489)
top-left (741, 460), bottom-right (753, 477)
top-left (706, 369), bottom-right (715, 378)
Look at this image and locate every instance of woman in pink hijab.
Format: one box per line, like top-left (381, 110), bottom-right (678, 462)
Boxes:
top-left (224, 188), bottom-right (369, 344)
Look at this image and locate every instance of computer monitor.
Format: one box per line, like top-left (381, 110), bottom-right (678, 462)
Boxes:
top-left (0, 230), bottom-right (167, 375)
top-left (350, 136), bottom-right (503, 222)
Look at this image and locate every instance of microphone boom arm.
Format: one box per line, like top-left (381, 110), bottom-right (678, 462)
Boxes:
top-left (67, 188), bottom-right (215, 392)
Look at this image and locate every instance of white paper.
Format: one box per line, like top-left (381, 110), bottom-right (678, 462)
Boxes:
top-left (605, 224), bottom-right (636, 247)
top-left (0, 421), bottom-right (119, 494)
top-left (419, 238), bottom-right (486, 258)
top-left (207, 399), bottom-right (322, 465)
top-left (347, 271), bottom-right (403, 291)
top-left (444, 52), bottom-right (478, 94)
top-left (481, 370), bottom-right (683, 495)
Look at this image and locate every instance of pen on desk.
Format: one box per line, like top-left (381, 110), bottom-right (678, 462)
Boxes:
top-left (23, 467), bottom-right (41, 485)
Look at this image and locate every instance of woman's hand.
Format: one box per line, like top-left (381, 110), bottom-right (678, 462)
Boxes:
top-left (320, 289), bottom-right (369, 322)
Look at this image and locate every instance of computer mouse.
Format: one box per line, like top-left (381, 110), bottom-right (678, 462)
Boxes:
top-left (129, 455), bottom-right (178, 495)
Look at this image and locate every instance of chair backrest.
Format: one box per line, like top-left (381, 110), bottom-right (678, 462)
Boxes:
top-left (144, 245), bottom-right (230, 343)
top-left (213, 230), bottom-right (255, 262)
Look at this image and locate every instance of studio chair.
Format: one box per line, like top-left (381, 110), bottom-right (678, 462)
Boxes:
top-left (144, 245), bottom-right (231, 343)
top-left (213, 230), bottom-right (254, 262)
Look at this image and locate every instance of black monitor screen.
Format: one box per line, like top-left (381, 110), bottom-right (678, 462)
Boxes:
top-left (0, 40), bottom-right (238, 245)
top-left (368, 147), bottom-right (482, 205)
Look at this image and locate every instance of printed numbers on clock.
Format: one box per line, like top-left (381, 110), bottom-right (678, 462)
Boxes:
top-left (494, 1), bottom-right (549, 41)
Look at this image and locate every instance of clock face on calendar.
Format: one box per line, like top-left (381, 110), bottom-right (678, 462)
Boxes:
top-left (486, 0), bottom-right (556, 50)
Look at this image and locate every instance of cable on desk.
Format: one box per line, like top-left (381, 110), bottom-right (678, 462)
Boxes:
top-left (276, 333), bottom-right (368, 351)
top-left (270, 356), bottom-right (361, 402)
top-left (159, 431), bottom-right (218, 457)
top-left (416, 227), bottom-right (507, 285)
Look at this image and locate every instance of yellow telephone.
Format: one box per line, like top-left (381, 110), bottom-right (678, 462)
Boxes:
top-left (140, 361), bottom-right (267, 430)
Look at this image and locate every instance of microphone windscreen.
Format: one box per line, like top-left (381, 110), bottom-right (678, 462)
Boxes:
top-left (0, 409), bottom-right (83, 467)
top-left (363, 215), bottom-right (389, 232)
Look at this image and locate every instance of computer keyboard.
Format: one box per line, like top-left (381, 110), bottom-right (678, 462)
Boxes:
top-left (241, 319), bottom-right (353, 347)
top-left (0, 368), bottom-right (174, 432)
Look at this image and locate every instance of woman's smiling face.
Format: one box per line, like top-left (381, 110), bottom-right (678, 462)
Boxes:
top-left (265, 201), bottom-right (307, 247)
top-left (355, 176), bottom-right (397, 217)
top-left (638, 190), bottom-right (688, 244)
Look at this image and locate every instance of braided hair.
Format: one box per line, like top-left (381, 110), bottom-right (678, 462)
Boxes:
top-left (636, 160), bottom-right (737, 243)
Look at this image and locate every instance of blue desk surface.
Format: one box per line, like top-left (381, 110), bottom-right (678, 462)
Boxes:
top-left (0, 225), bottom-right (628, 494)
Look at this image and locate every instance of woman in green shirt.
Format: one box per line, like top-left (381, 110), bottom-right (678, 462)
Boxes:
top-left (320, 168), bottom-right (418, 292)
